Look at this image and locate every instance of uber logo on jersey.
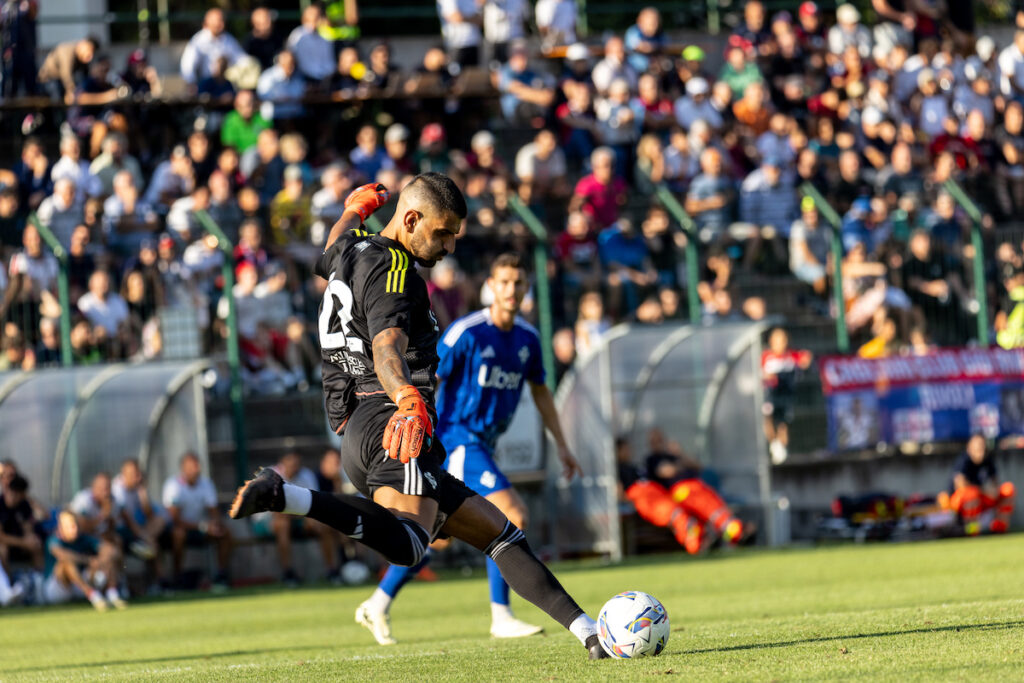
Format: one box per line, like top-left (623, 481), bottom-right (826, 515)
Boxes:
top-left (477, 364), bottom-right (523, 390)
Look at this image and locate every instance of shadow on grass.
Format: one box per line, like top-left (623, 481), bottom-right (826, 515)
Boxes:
top-left (3, 645), bottom-right (309, 674)
top-left (683, 619), bottom-right (1024, 655)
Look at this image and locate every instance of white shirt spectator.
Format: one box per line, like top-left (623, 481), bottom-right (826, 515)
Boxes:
top-left (827, 24), bottom-right (872, 59)
top-left (35, 193), bottom-right (83, 251)
top-left (218, 283), bottom-right (263, 339)
top-left (918, 95), bottom-right (949, 139)
top-left (257, 64), bottom-right (307, 121)
top-left (50, 156), bottom-right (101, 201)
top-left (180, 28), bottom-right (247, 84)
top-left (483, 0), bottom-right (530, 44)
top-left (515, 141), bottom-right (567, 187)
top-left (166, 195), bottom-right (201, 238)
top-left (70, 489), bottom-right (121, 535)
top-left (592, 57), bottom-right (637, 95)
top-left (78, 290), bottom-right (130, 335)
top-left (437, 0), bottom-right (482, 50)
top-left (9, 250), bottom-right (58, 293)
top-left (286, 26), bottom-right (335, 81)
top-left (162, 475), bottom-right (218, 525)
top-left (182, 238), bottom-right (225, 278)
top-left (998, 42), bottom-right (1024, 97)
top-left (535, 0), bottom-right (576, 46)
top-left (254, 279), bottom-right (293, 329)
top-left (112, 474), bottom-right (166, 522)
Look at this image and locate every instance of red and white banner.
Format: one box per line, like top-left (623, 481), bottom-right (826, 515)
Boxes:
top-left (820, 348), bottom-right (1024, 395)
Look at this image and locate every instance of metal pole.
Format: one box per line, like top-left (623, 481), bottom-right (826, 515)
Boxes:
top-left (28, 214), bottom-right (72, 366)
top-left (799, 184), bottom-right (849, 353)
top-left (508, 195), bottom-right (557, 391)
top-left (943, 179), bottom-right (991, 346)
top-left (194, 210), bottom-right (248, 483)
top-left (653, 184), bottom-right (701, 324)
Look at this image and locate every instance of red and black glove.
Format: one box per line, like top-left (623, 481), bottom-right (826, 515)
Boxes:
top-left (344, 182), bottom-right (390, 221)
top-left (382, 385), bottom-right (433, 464)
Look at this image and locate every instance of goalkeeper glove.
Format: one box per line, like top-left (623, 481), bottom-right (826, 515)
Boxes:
top-left (344, 182), bottom-right (390, 221)
top-left (382, 385), bottom-right (433, 464)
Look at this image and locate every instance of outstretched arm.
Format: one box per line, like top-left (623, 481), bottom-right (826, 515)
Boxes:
top-left (529, 381), bottom-right (582, 479)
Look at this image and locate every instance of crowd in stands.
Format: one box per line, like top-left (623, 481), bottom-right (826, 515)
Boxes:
top-left (1, 1), bottom-right (1023, 397)
top-left (0, 448), bottom-right (364, 608)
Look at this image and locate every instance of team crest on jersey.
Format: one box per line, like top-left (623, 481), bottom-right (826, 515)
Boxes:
top-left (480, 346), bottom-right (496, 359)
top-left (519, 346), bottom-right (530, 364)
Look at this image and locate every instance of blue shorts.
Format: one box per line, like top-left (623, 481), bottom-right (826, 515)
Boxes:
top-left (444, 441), bottom-right (511, 497)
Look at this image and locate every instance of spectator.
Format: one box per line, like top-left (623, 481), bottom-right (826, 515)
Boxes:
top-left (733, 0), bottom-right (773, 56)
top-left (789, 197), bottom-right (830, 295)
top-left (901, 230), bottom-right (971, 346)
top-left (555, 211), bottom-right (601, 302)
top-left (592, 35), bottom-right (637, 96)
top-left (245, 7), bottom-right (284, 71)
top-left (13, 136), bottom-right (50, 211)
top-left (438, 0), bottom-right (482, 67)
top-left (244, 129), bottom-right (286, 204)
top-left (831, 149), bottom-right (870, 213)
top-left (34, 317), bottom-right (62, 367)
top-left (37, 36), bottom-right (97, 103)
top-left (995, 101), bottom-right (1024, 218)
top-left (674, 77), bottom-right (722, 131)
top-left (219, 261), bottom-right (264, 340)
top-left (180, 8), bottom-right (248, 87)
top-left (234, 219), bottom-right (269, 275)
top-left (595, 79), bottom-right (638, 179)
top-left (739, 156), bottom-right (797, 269)
top-left (574, 290), bottom-right (610, 355)
top-left (857, 313), bottom-right (900, 358)
top-left (571, 147), bottom-right (626, 229)
top-left (496, 42), bottom-right (555, 125)
top-left (42, 509), bottom-right (124, 610)
top-left (719, 44), bottom-right (763, 100)
top-left (349, 125), bottom-right (392, 184)
top-left (482, 0), bottom-right (530, 63)
top-left (144, 145), bottom-right (195, 214)
top-left (997, 30), bottom-right (1024, 101)
top-left (69, 472), bottom-right (119, 541)
top-left (262, 451), bottom-right (341, 585)
top-left (0, 473), bottom-right (43, 573)
top-left (880, 141), bottom-right (925, 208)
top-left (257, 50), bottom-right (307, 122)
top-left (2, 224), bottom-right (59, 340)
top-left (686, 148), bottom-right (735, 244)
top-left (515, 129), bottom-right (568, 204)
top-left (69, 317), bottom-right (101, 365)
top-left (119, 48), bottom-right (162, 98)
top-left (35, 178), bottom-right (83, 250)
top-left (624, 7), bottom-right (665, 74)
top-left (911, 68), bottom-right (949, 140)
top-left (924, 192), bottom-right (966, 251)
top-left (161, 452), bottom-right (232, 590)
top-left (207, 171), bottom-right (243, 242)
top-left (49, 135), bottom-right (101, 202)
top-left (827, 3), bottom-right (872, 60)
top-left (535, 0), bottom-right (577, 49)
top-left (287, 5), bottom-right (335, 84)
top-left (948, 434), bottom-right (1016, 535)
top-left (0, 0), bottom-right (37, 98)
top-left (77, 270), bottom-right (129, 342)
top-left (311, 163), bottom-right (353, 245)
top-left (221, 90), bottom-right (271, 154)
top-left (89, 132), bottom-right (144, 196)
top-left (634, 73), bottom-right (673, 133)
top-left (761, 327), bottom-right (813, 464)
top-left (641, 205), bottom-right (683, 289)
top-left (103, 170), bottom-right (158, 257)
top-left (598, 217), bottom-right (656, 317)
top-left (112, 459), bottom-right (168, 580)
top-left (383, 124), bottom-right (414, 175)
top-left (555, 81), bottom-right (599, 169)
top-left (732, 80), bottom-right (772, 136)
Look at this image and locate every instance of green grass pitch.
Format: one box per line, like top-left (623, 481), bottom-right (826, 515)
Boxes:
top-left (2, 535), bottom-right (1023, 681)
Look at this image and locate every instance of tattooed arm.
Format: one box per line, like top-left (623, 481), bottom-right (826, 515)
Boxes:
top-left (324, 209), bottom-right (365, 251)
top-left (372, 327), bottom-right (413, 401)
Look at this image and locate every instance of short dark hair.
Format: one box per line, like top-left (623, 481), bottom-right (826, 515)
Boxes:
top-left (403, 172), bottom-right (467, 220)
top-left (491, 252), bottom-right (525, 274)
top-left (9, 474), bottom-right (27, 493)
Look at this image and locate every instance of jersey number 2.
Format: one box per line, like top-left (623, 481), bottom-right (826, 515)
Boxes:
top-left (319, 277), bottom-right (365, 353)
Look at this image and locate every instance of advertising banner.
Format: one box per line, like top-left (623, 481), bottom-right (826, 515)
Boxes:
top-left (819, 348), bottom-right (1024, 451)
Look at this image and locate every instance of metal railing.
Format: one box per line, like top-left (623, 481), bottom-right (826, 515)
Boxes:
top-left (943, 179), bottom-right (991, 347)
top-left (799, 183), bottom-right (849, 354)
top-left (194, 209), bottom-right (247, 484)
top-left (508, 195), bottom-right (557, 391)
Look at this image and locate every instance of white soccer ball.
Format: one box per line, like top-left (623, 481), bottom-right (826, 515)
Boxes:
top-left (597, 591), bottom-right (670, 658)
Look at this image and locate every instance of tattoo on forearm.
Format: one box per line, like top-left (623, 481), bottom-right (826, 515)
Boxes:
top-left (373, 328), bottom-right (413, 399)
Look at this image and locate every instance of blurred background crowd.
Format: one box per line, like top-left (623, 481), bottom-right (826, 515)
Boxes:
top-left (0, 0), bottom-right (1021, 391)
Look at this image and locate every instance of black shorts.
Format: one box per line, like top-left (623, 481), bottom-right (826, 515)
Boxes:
top-left (341, 396), bottom-right (476, 518)
top-left (763, 388), bottom-right (795, 425)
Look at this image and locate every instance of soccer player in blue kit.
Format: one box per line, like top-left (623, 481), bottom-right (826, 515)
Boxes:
top-left (355, 252), bottom-right (583, 645)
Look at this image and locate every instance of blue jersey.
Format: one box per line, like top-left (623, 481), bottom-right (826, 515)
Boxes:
top-left (435, 308), bottom-right (545, 450)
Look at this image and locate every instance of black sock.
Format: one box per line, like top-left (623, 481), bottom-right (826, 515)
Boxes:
top-left (486, 521), bottom-right (584, 630)
top-left (307, 491), bottom-right (429, 567)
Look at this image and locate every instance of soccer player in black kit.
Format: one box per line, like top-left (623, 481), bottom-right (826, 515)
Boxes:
top-left (230, 174), bottom-right (608, 658)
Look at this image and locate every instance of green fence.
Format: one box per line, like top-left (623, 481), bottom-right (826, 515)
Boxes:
top-left (943, 179), bottom-right (990, 347)
top-left (798, 184), bottom-right (849, 354)
top-left (27, 213), bottom-right (73, 366)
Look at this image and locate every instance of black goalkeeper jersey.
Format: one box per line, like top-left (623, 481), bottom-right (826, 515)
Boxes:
top-left (314, 229), bottom-right (440, 406)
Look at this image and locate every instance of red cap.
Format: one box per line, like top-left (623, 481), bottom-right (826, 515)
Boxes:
top-left (235, 261), bottom-right (257, 279)
top-left (420, 123), bottom-right (445, 144)
top-left (799, 1), bottom-right (818, 17)
top-left (128, 48), bottom-right (147, 66)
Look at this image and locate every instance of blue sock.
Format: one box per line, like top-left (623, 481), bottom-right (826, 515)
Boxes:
top-left (486, 556), bottom-right (510, 605)
top-left (379, 548), bottom-right (432, 598)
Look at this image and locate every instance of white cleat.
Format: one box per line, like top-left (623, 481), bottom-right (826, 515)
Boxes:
top-left (490, 617), bottom-right (544, 639)
top-left (355, 601), bottom-right (398, 645)
top-left (88, 592), bottom-right (109, 612)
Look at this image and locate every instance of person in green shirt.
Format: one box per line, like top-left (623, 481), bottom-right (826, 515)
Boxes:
top-left (718, 44), bottom-right (763, 99)
top-left (221, 90), bottom-right (270, 153)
